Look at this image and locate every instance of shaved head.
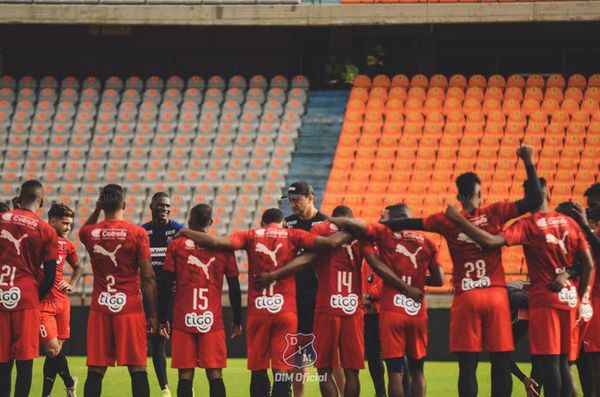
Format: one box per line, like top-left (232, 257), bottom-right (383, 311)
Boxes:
top-left (18, 180), bottom-right (44, 209)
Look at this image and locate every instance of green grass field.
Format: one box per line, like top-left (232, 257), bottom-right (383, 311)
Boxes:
top-left (15, 357), bottom-right (539, 396)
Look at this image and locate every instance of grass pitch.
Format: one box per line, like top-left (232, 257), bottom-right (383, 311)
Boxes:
top-left (18, 357), bottom-right (536, 396)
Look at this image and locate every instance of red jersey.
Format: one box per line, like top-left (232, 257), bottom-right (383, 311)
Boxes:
top-left (366, 223), bottom-right (440, 316)
top-left (311, 221), bottom-right (366, 316)
top-left (502, 211), bottom-right (589, 310)
top-left (80, 220), bottom-right (151, 315)
top-left (43, 237), bottom-right (78, 302)
top-left (422, 202), bottom-right (520, 294)
top-left (164, 237), bottom-right (238, 334)
top-left (229, 225), bottom-right (317, 316)
top-left (0, 209), bottom-right (59, 311)
top-left (593, 226), bottom-right (600, 297)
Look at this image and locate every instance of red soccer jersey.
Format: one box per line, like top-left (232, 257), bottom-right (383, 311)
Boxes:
top-left (80, 220), bottom-right (151, 315)
top-left (502, 211), bottom-right (589, 310)
top-left (229, 225), bottom-right (317, 316)
top-left (422, 202), bottom-right (520, 294)
top-left (311, 221), bottom-right (366, 316)
top-left (43, 237), bottom-right (78, 302)
top-left (0, 209), bottom-right (59, 311)
top-left (593, 226), bottom-right (600, 297)
top-left (164, 237), bottom-right (239, 334)
top-left (366, 223), bottom-right (440, 316)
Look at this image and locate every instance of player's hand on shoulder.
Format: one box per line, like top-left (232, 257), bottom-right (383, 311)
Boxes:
top-left (159, 321), bottom-right (171, 339)
top-left (230, 323), bottom-right (243, 339)
top-left (445, 204), bottom-right (462, 222)
top-left (174, 228), bottom-right (189, 239)
top-left (517, 144), bottom-right (535, 164)
top-left (253, 272), bottom-right (275, 291)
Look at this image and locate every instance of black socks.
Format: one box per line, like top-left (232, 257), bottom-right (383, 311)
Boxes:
top-left (130, 371), bottom-right (150, 397)
top-left (84, 370), bottom-right (104, 397)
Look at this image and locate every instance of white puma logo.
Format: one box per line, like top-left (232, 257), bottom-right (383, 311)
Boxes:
top-left (342, 240), bottom-right (358, 261)
top-left (546, 231), bottom-right (569, 254)
top-left (457, 232), bottom-right (482, 250)
top-left (187, 255), bottom-right (215, 279)
top-left (0, 230), bottom-right (28, 255)
top-left (395, 243), bottom-right (423, 269)
top-left (255, 243), bottom-right (283, 267)
top-left (93, 244), bottom-right (122, 267)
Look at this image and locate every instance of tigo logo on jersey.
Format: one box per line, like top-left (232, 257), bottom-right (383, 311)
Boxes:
top-left (0, 287), bottom-right (21, 309)
top-left (185, 311), bottom-right (214, 333)
top-left (558, 285), bottom-right (578, 308)
top-left (393, 294), bottom-right (421, 316)
top-left (330, 293), bottom-right (359, 315)
top-left (98, 291), bottom-right (127, 312)
top-left (283, 333), bottom-right (317, 369)
top-left (461, 276), bottom-right (491, 291)
top-left (255, 293), bottom-right (284, 313)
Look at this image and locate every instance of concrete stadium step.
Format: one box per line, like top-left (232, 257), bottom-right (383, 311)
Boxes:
top-left (280, 90), bottom-right (348, 215)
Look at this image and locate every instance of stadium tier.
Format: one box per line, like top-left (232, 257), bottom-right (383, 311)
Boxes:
top-left (0, 74), bottom-right (311, 294)
top-left (322, 73), bottom-right (600, 292)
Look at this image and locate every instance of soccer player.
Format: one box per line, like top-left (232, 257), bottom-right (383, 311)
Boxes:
top-left (381, 145), bottom-right (543, 397)
top-left (0, 180), bottom-right (59, 397)
top-left (40, 203), bottom-right (83, 397)
top-left (283, 181), bottom-right (330, 397)
top-left (445, 177), bottom-right (595, 397)
top-left (177, 208), bottom-right (352, 397)
top-left (79, 184), bottom-right (158, 397)
top-left (160, 203), bottom-right (241, 397)
top-left (142, 192), bottom-right (185, 397)
top-left (330, 203), bottom-right (444, 397)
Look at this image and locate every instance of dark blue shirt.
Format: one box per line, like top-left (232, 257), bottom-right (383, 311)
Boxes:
top-left (141, 220), bottom-right (185, 268)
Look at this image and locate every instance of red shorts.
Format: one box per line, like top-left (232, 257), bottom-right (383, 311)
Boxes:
top-left (380, 310), bottom-right (428, 359)
top-left (171, 329), bottom-right (227, 369)
top-left (584, 295), bottom-right (600, 353)
top-left (0, 308), bottom-right (40, 361)
top-left (246, 313), bottom-right (297, 371)
top-left (529, 306), bottom-right (578, 359)
top-left (86, 310), bottom-right (147, 367)
top-left (40, 298), bottom-right (71, 342)
top-left (449, 287), bottom-right (514, 353)
top-left (313, 311), bottom-right (364, 369)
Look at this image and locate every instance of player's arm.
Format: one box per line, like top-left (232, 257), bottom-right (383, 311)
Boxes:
top-left (66, 258), bottom-right (84, 293)
top-left (328, 216), bottom-right (368, 235)
top-left (380, 218), bottom-right (425, 232)
top-left (83, 200), bottom-right (102, 226)
top-left (38, 260), bottom-right (57, 300)
top-left (139, 258), bottom-right (159, 333)
top-left (445, 204), bottom-right (507, 250)
top-left (365, 253), bottom-right (423, 302)
top-left (514, 145), bottom-right (544, 215)
top-left (175, 229), bottom-right (235, 251)
top-left (226, 276), bottom-right (243, 338)
top-left (158, 270), bottom-right (175, 325)
top-left (576, 247), bottom-right (595, 301)
top-left (312, 231), bottom-right (354, 250)
top-left (563, 202), bottom-right (600, 256)
top-left (254, 251), bottom-right (317, 290)
top-left (426, 256), bottom-right (445, 287)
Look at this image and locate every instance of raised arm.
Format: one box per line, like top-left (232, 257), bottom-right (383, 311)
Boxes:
top-left (514, 145), bottom-right (544, 215)
top-left (365, 253), bottom-right (423, 302)
top-left (139, 258), bottom-right (158, 334)
top-left (445, 205), bottom-right (507, 250)
top-left (83, 201), bottom-right (102, 226)
top-left (561, 203), bottom-right (600, 257)
top-left (176, 229), bottom-right (235, 251)
top-left (253, 251), bottom-right (317, 290)
top-left (328, 217), bottom-right (368, 235)
top-left (312, 231), bottom-right (354, 250)
top-left (381, 218), bottom-right (425, 232)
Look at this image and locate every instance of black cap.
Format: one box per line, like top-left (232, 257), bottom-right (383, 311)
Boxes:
top-left (282, 181), bottom-right (314, 199)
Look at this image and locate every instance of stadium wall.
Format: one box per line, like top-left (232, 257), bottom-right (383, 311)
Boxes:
top-left (65, 308), bottom-right (531, 361)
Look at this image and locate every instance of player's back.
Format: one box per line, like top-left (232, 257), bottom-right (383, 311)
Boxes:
top-left (0, 209), bottom-right (58, 310)
top-left (423, 201), bottom-right (520, 293)
top-left (79, 219), bottom-right (150, 314)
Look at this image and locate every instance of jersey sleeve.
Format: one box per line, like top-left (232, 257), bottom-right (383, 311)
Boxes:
top-left (66, 241), bottom-right (79, 265)
top-left (365, 222), bottom-right (385, 241)
top-left (309, 222), bottom-right (328, 237)
top-left (229, 230), bottom-right (250, 250)
top-left (361, 240), bottom-right (377, 256)
top-left (422, 213), bottom-right (449, 235)
top-left (500, 218), bottom-right (531, 247)
top-left (136, 227), bottom-right (152, 262)
top-left (291, 229), bottom-right (318, 249)
top-left (163, 241), bottom-right (177, 273)
top-left (489, 201), bottom-right (520, 224)
top-left (426, 238), bottom-right (442, 269)
top-left (575, 222), bottom-right (591, 253)
top-left (224, 252), bottom-right (239, 277)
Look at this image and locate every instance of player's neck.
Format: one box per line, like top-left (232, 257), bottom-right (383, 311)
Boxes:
top-left (461, 202), bottom-right (476, 213)
top-left (533, 201), bottom-right (550, 214)
top-left (151, 217), bottom-right (169, 227)
top-left (191, 227), bottom-right (209, 233)
top-left (103, 210), bottom-right (124, 221)
top-left (299, 207), bottom-right (318, 220)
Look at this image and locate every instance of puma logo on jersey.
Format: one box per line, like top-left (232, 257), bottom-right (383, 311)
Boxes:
top-left (187, 255), bottom-right (215, 279)
top-left (457, 233), bottom-right (482, 250)
top-left (93, 244), bottom-right (122, 267)
top-left (0, 230), bottom-right (28, 255)
top-left (255, 243), bottom-right (283, 267)
top-left (395, 243), bottom-right (423, 268)
top-left (342, 240), bottom-right (358, 261)
top-left (546, 232), bottom-right (568, 254)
